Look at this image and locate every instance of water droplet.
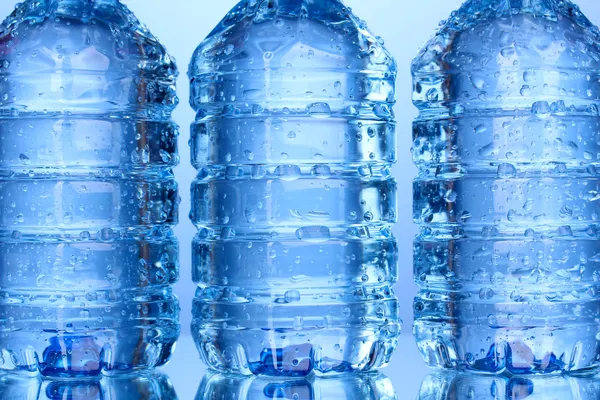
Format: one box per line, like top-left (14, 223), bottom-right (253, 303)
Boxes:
top-left (242, 89), bottom-right (263, 100)
top-left (99, 228), bottom-right (114, 241)
top-left (310, 164), bottom-right (331, 177)
top-left (459, 210), bottom-right (471, 222)
top-left (141, 145), bottom-right (150, 163)
top-left (220, 227), bottom-right (236, 240)
top-left (479, 288), bottom-right (494, 300)
top-left (274, 164), bottom-right (301, 181)
top-left (559, 205), bottom-right (573, 220)
top-left (451, 103), bottom-right (465, 115)
top-left (36, 274), bottom-right (46, 287)
top-left (251, 165), bottom-right (266, 179)
top-left (500, 46), bottom-right (515, 58)
top-left (19, 154), bottom-right (30, 165)
top-left (524, 228), bottom-right (535, 238)
top-left (532, 101), bottom-right (551, 118)
top-left (295, 226), bottom-right (330, 242)
top-left (523, 70), bottom-right (536, 83)
top-left (470, 74), bottom-right (486, 90)
top-left (444, 190), bottom-right (457, 203)
top-left (63, 212), bottom-right (73, 224)
top-left (307, 102), bottom-right (331, 118)
top-left (426, 88), bottom-right (439, 102)
top-left (291, 275), bottom-right (310, 283)
top-left (284, 290), bottom-right (301, 303)
top-left (474, 124), bottom-right (487, 134)
top-left (507, 209), bottom-right (519, 222)
top-left (244, 208), bottom-right (256, 223)
top-left (497, 163), bottom-right (517, 178)
top-left (159, 149), bottom-right (172, 163)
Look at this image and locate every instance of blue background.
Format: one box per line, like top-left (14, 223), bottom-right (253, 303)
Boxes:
top-left (0, 1), bottom-right (599, 397)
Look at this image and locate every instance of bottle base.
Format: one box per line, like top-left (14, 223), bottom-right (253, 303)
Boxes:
top-left (193, 326), bottom-right (400, 377)
top-left (0, 326), bottom-right (180, 378)
top-left (414, 320), bottom-right (600, 375)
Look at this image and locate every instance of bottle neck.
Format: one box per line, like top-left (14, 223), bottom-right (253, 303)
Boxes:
top-left (470, 0), bottom-right (556, 11)
top-left (49, 0), bottom-right (91, 4)
top-left (509, 0), bottom-right (553, 8)
top-left (48, 0), bottom-right (116, 7)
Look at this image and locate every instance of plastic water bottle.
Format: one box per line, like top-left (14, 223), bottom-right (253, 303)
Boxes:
top-left (197, 372), bottom-right (397, 400)
top-left (0, 0), bottom-right (180, 377)
top-left (413, 0), bottom-right (600, 374)
top-left (0, 372), bottom-right (177, 400)
top-left (190, 0), bottom-right (400, 376)
top-left (418, 373), bottom-right (600, 400)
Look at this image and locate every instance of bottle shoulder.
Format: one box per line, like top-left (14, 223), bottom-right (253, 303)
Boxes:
top-left (411, 0), bottom-right (600, 77)
top-left (0, 0), bottom-right (177, 78)
top-left (188, 0), bottom-right (395, 78)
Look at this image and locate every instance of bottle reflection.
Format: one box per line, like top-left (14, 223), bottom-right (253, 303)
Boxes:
top-left (0, 372), bottom-right (176, 400)
top-left (196, 372), bottom-right (397, 400)
top-left (419, 372), bottom-right (600, 400)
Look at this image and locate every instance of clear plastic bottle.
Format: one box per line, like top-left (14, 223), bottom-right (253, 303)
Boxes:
top-left (189, 0), bottom-right (399, 376)
top-left (418, 373), bottom-right (600, 400)
top-left (196, 372), bottom-right (397, 400)
top-left (0, 0), bottom-right (180, 377)
top-left (413, 0), bottom-right (600, 374)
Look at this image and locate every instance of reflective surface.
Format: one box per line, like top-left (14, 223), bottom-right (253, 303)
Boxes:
top-left (196, 372), bottom-right (396, 400)
top-left (0, 372), bottom-right (177, 400)
top-left (418, 373), bottom-right (600, 400)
